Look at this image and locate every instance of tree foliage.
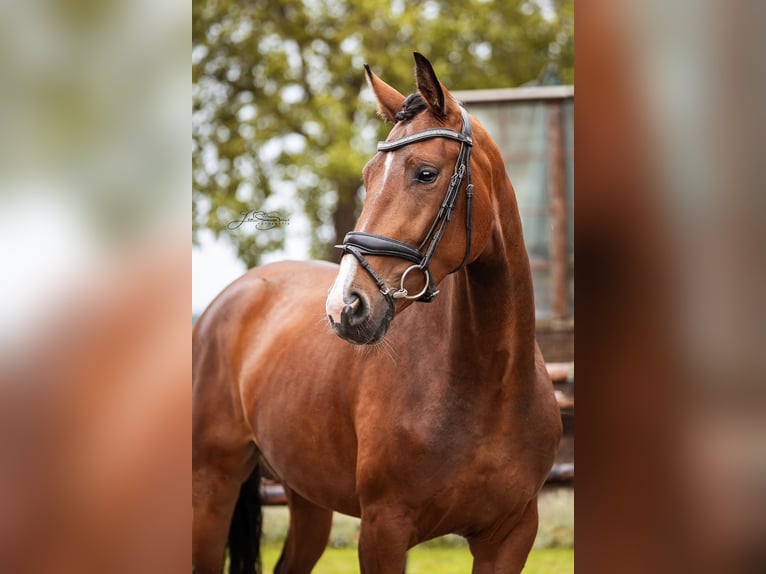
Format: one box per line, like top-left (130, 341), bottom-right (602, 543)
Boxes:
top-left (193, 0), bottom-right (573, 267)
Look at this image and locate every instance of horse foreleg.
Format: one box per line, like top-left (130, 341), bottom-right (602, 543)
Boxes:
top-left (192, 448), bottom-right (257, 574)
top-left (357, 505), bottom-right (413, 574)
top-left (468, 498), bottom-right (539, 574)
top-left (192, 469), bottom-right (240, 573)
top-left (273, 487), bottom-right (333, 574)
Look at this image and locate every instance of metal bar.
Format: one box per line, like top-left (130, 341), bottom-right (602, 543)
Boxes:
top-left (547, 101), bottom-right (569, 319)
top-left (545, 462), bottom-right (575, 485)
top-left (259, 461), bottom-right (574, 506)
top-left (452, 85), bottom-right (574, 105)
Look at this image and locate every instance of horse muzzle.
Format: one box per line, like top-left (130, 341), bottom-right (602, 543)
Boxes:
top-left (326, 290), bottom-right (393, 345)
top-left (326, 255), bottom-right (395, 345)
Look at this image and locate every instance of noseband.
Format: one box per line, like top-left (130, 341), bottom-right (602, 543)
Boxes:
top-left (337, 106), bottom-right (474, 303)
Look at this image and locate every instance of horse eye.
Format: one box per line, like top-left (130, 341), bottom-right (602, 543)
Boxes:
top-left (416, 170), bottom-right (438, 183)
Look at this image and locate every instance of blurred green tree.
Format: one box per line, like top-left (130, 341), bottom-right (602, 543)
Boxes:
top-left (192, 0), bottom-right (573, 267)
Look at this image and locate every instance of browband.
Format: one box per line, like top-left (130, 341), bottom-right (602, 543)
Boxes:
top-left (377, 128), bottom-right (472, 152)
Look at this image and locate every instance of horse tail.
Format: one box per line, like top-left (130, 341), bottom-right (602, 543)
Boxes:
top-left (227, 463), bottom-right (263, 574)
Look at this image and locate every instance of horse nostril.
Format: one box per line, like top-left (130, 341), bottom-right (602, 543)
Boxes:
top-left (346, 295), bottom-right (360, 312)
top-left (341, 293), bottom-right (367, 327)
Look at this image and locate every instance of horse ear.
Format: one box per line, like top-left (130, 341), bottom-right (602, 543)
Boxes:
top-left (364, 64), bottom-right (405, 124)
top-left (413, 52), bottom-right (452, 118)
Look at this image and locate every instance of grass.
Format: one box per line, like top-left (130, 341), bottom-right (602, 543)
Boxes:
top-left (257, 488), bottom-right (573, 572)
top-left (261, 544), bottom-right (573, 573)
top-left (533, 487), bottom-right (575, 549)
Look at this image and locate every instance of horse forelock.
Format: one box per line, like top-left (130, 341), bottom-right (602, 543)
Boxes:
top-left (394, 93), bottom-right (427, 122)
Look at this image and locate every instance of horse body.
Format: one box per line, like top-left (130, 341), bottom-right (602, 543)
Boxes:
top-left (193, 54), bottom-right (561, 574)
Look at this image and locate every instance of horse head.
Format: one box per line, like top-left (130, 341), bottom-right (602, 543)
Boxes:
top-left (326, 53), bottom-right (494, 345)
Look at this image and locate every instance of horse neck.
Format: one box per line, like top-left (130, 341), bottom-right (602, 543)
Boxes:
top-left (445, 169), bottom-right (538, 387)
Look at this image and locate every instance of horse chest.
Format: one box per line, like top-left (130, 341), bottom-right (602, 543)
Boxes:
top-left (357, 384), bottom-right (525, 486)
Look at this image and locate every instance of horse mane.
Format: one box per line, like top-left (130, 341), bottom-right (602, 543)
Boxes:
top-left (395, 93), bottom-right (427, 122)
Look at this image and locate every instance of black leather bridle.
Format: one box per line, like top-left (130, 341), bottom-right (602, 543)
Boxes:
top-left (336, 105), bottom-right (474, 304)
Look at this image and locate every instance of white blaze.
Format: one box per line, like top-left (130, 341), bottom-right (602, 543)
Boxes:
top-left (326, 254), bottom-right (360, 322)
top-left (382, 152), bottom-right (394, 182)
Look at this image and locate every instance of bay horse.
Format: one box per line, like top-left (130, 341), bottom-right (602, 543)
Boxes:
top-left (192, 53), bottom-right (561, 574)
